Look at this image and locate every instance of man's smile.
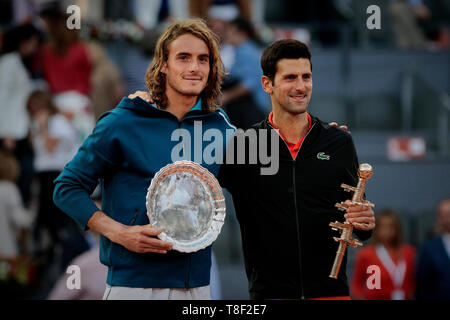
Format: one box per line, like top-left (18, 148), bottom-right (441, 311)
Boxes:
top-left (289, 93), bottom-right (307, 102)
top-left (183, 76), bottom-right (203, 82)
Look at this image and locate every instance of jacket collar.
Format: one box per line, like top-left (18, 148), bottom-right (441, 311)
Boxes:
top-left (262, 113), bottom-right (321, 131)
top-left (116, 97), bottom-right (208, 118)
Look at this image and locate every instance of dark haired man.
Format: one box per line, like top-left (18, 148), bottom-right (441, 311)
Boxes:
top-left (219, 39), bottom-right (375, 300)
top-left (416, 198), bottom-right (450, 300)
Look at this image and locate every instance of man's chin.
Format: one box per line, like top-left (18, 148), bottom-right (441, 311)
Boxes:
top-left (286, 104), bottom-right (309, 115)
top-left (180, 88), bottom-right (205, 97)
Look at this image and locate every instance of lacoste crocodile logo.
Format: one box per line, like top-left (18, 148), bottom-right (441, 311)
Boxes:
top-left (317, 152), bottom-right (331, 160)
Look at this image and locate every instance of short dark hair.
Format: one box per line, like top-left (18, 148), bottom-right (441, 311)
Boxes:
top-left (229, 17), bottom-right (256, 40)
top-left (1, 24), bottom-right (39, 54)
top-left (261, 39), bottom-right (312, 83)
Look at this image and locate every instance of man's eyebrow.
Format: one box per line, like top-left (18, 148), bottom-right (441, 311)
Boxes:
top-left (282, 73), bottom-right (298, 78)
top-left (175, 52), bottom-right (209, 57)
top-left (282, 72), bottom-right (311, 78)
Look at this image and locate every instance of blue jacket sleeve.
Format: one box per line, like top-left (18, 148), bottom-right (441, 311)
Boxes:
top-left (53, 112), bottom-right (121, 231)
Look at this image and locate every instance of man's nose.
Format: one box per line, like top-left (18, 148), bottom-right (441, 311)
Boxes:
top-left (294, 79), bottom-right (306, 91)
top-left (189, 60), bottom-right (200, 72)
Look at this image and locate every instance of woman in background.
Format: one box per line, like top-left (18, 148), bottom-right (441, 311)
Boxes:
top-left (39, 8), bottom-right (95, 144)
top-left (27, 90), bottom-right (78, 262)
top-left (351, 210), bottom-right (416, 300)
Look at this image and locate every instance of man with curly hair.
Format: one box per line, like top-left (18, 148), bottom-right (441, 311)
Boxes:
top-left (53, 19), bottom-right (235, 300)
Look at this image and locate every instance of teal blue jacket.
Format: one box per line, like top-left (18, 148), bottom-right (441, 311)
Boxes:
top-left (53, 97), bottom-right (235, 289)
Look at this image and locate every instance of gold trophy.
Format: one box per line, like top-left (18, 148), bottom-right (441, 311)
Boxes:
top-left (329, 163), bottom-right (374, 279)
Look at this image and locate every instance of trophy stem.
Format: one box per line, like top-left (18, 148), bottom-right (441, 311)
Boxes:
top-left (330, 242), bottom-right (347, 279)
top-left (329, 223), bottom-right (351, 279)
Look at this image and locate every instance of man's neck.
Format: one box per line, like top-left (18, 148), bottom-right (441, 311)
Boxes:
top-left (272, 109), bottom-right (310, 144)
top-left (165, 90), bottom-right (199, 121)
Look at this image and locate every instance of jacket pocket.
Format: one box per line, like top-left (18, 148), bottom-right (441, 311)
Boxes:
top-left (119, 209), bottom-right (140, 260)
top-left (129, 209), bottom-right (139, 226)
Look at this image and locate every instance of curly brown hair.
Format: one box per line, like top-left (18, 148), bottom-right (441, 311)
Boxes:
top-left (145, 19), bottom-right (226, 112)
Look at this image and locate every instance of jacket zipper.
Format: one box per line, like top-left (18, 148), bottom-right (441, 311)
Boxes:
top-left (269, 120), bottom-right (315, 299)
top-left (139, 106), bottom-right (215, 289)
top-left (293, 122), bottom-right (315, 299)
top-left (291, 164), bottom-right (304, 299)
top-left (130, 209), bottom-right (139, 225)
top-left (175, 118), bottom-right (191, 288)
top-left (176, 111), bottom-right (215, 289)
top-left (172, 110), bottom-right (225, 289)
top-left (177, 121), bottom-right (185, 158)
top-left (176, 117), bottom-right (194, 289)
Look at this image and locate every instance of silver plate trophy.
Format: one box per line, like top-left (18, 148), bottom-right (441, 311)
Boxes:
top-left (146, 161), bottom-right (226, 253)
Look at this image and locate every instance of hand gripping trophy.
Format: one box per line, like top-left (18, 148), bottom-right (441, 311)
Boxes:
top-left (329, 163), bottom-right (374, 279)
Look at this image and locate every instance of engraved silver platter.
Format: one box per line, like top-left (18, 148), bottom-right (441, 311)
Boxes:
top-left (146, 161), bottom-right (226, 253)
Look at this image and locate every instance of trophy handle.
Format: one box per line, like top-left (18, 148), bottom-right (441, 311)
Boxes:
top-left (329, 163), bottom-right (374, 279)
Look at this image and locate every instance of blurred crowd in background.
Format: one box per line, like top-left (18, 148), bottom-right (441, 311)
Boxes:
top-left (0, 0), bottom-right (449, 300)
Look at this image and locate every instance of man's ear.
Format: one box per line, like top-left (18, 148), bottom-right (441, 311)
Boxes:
top-left (261, 76), bottom-right (273, 95)
top-left (161, 62), bottom-right (168, 75)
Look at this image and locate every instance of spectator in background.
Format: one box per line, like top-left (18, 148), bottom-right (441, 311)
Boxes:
top-left (116, 30), bottom-right (159, 97)
top-left (39, 7), bottom-right (95, 144)
top-left (133, 0), bottom-right (190, 30)
top-left (206, 5), bottom-right (238, 72)
top-left (0, 151), bottom-right (34, 260)
top-left (39, 7), bottom-right (92, 96)
top-left (0, 23), bottom-right (40, 207)
top-left (419, 0), bottom-right (450, 50)
top-left (416, 198), bottom-right (450, 300)
top-left (26, 90), bottom-right (79, 264)
top-left (48, 195), bottom-right (107, 300)
top-left (351, 210), bottom-right (416, 300)
top-left (0, 150), bottom-right (35, 299)
top-left (193, 0), bottom-right (253, 71)
top-left (47, 233), bottom-right (106, 300)
top-left (388, 0), bottom-right (430, 49)
top-left (86, 41), bottom-right (125, 120)
top-left (190, 0), bottom-right (252, 21)
top-left (222, 17), bottom-right (270, 129)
